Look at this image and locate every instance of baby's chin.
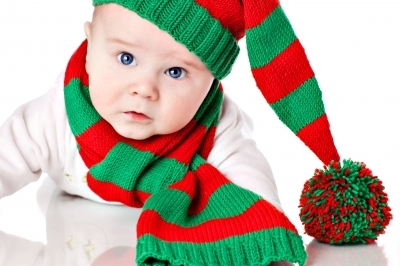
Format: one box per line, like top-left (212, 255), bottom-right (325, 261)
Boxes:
top-left (112, 125), bottom-right (153, 140)
top-left (111, 121), bottom-right (185, 140)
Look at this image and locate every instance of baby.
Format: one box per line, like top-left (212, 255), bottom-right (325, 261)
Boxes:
top-left (1, 0), bottom-right (354, 265)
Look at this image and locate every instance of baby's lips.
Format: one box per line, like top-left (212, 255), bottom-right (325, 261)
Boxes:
top-left (124, 111), bottom-right (150, 120)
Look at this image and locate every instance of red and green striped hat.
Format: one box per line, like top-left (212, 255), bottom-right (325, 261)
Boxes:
top-left (92, 0), bottom-right (340, 166)
top-left (91, 0), bottom-right (392, 245)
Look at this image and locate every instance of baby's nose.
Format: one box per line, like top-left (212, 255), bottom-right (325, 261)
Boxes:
top-left (129, 75), bottom-right (159, 100)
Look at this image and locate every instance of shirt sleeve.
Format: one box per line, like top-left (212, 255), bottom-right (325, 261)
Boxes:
top-left (0, 78), bottom-right (66, 199)
top-left (207, 93), bottom-right (283, 212)
top-left (0, 230), bottom-right (44, 266)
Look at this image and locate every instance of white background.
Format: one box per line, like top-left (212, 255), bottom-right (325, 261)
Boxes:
top-left (0, 0), bottom-right (399, 265)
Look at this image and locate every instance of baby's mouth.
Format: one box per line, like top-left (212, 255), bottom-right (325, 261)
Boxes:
top-left (124, 111), bottom-right (150, 121)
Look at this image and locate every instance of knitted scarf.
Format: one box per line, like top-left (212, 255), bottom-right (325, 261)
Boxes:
top-left (64, 40), bottom-right (307, 266)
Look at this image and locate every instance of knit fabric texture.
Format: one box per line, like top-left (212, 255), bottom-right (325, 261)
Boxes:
top-left (64, 40), bottom-right (307, 265)
top-left (92, 0), bottom-right (340, 166)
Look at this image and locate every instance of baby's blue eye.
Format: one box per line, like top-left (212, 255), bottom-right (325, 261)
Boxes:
top-left (118, 52), bottom-right (136, 66)
top-left (166, 67), bottom-right (186, 79)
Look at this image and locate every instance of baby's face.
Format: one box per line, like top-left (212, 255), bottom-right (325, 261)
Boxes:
top-left (84, 4), bottom-right (214, 140)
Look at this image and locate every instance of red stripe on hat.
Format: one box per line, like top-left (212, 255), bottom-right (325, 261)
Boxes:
top-left (242, 0), bottom-right (280, 29)
top-left (194, 0), bottom-right (244, 40)
top-left (251, 39), bottom-right (315, 104)
top-left (296, 114), bottom-right (340, 165)
top-left (137, 200), bottom-right (297, 242)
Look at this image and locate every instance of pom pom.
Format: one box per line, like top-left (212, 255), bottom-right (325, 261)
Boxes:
top-left (299, 159), bottom-right (392, 244)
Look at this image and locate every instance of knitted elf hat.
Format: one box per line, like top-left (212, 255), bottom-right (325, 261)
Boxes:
top-left (92, 0), bottom-right (392, 244)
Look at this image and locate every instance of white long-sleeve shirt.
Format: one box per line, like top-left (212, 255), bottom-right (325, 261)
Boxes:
top-left (0, 72), bottom-right (282, 211)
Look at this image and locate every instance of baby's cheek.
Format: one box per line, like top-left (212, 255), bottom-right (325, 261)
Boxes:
top-left (88, 89), bottom-right (108, 116)
top-left (90, 84), bottom-right (114, 105)
top-left (180, 103), bottom-right (198, 126)
top-left (160, 104), bottom-right (192, 133)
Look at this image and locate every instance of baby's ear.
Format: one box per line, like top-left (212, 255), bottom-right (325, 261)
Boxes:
top-left (84, 21), bottom-right (92, 40)
top-left (84, 21), bottom-right (91, 65)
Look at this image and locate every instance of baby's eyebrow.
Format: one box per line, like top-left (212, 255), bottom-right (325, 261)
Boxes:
top-left (106, 37), bottom-right (205, 71)
top-left (179, 57), bottom-right (205, 71)
top-left (106, 37), bottom-right (138, 48)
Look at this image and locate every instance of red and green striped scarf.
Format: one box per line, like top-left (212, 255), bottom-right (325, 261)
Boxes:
top-left (64, 40), bottom-right (307, 265)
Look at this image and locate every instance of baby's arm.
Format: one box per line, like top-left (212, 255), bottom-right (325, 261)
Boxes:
top-left (0, 80), bottom-right (66, 199)
top-left (208, 94), bottom-right (283, 212)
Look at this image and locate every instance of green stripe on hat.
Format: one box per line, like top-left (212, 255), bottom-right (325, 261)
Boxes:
top-left (64, 78), bottom-right (102, 136)
top-left (246, 5), bottom-right (297, 69)
top-left (93, 0), bottom-right (239, 80)
top-left (270, 77), bottom-right (326, 134)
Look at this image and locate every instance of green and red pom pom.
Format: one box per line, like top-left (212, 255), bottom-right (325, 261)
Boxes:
top-left (299, 159), bottom-right (392, 244)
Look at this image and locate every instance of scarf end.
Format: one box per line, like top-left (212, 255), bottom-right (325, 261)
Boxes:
top-left (135, 227), bottom-right (307, 266)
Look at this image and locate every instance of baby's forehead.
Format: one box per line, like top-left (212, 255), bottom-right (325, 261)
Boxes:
top-left (91, 4), bottom-right (123, 29)
top-left (91, 5), bottom-right (109, 27)
top-left (90, 4), bottom-right (211, 73)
